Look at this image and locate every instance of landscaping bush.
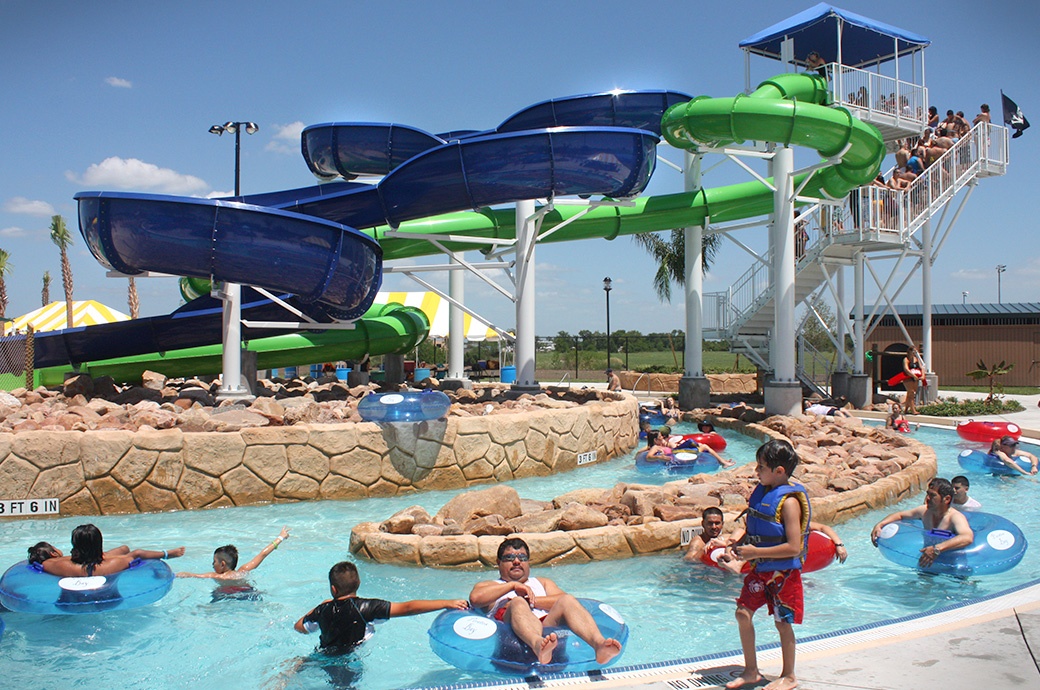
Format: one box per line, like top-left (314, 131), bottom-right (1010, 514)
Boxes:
top-left (918, 396), bottom-right (1024, 417)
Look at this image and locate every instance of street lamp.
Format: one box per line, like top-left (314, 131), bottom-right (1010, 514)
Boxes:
top-left (209, 121), bottom-right (259, 196)
top-left (996, 264), bottom-right (1007, 304)
top-left (209, 120), bottom-right (259, 401)
top-left (603, 277), bottom-right (612, 371)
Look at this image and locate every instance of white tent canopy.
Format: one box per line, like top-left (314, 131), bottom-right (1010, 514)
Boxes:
top-left (375, 291), bottom-right (507, 342)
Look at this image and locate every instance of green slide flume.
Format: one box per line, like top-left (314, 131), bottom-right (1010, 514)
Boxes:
top-left (363, 73), bottom-right (884, 261)
top-left (30, 303), bottom-right (430, 387)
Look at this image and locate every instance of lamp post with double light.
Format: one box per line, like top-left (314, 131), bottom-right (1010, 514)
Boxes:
top-left (209, 121), bottom-right (259, 401)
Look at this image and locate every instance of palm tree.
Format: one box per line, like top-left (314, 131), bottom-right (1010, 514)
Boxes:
top-left (42, 270), bottom-right (51, 306)
top-left (49, 215), bottom-right (74, 328)
top-left (127, 277), bottom-right (139, 319)
top-left (0, 249), bottom-right (10, 318)
top-left (632, 228), bottom-right (722, 302)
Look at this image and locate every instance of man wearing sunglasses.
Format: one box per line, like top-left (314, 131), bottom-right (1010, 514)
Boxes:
top-left (469, 537), bottom-right (622, 666)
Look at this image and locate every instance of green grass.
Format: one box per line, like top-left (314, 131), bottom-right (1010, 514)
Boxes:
top-left (535, 350), bottom-right (755, 374)
top-left (938, 385), bottom-right (1040, 395)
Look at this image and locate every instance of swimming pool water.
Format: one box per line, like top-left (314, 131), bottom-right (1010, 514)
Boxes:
top-left (0, 423), bottom-right (1035, 689)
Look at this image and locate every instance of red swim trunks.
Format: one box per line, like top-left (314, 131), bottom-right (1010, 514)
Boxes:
top-left (736, 569), bottom-right (803, 624)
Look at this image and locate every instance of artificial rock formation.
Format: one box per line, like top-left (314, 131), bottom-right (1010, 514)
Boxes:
top-left (350, 414), bottom-right (937, 567)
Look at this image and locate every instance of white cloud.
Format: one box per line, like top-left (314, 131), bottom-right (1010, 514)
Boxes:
top-left (0, 226), bottom-right (28, 238)
top-left (106, 76), bottom-right (132, 89)
top-left (66, 157), bottom-right (209, 195)
top-left (265, 121), bottom-right (305, 154)
top-left (950, 268), bottom-right (991, 281)
top-left (4, 196), bottom-right (55, 216)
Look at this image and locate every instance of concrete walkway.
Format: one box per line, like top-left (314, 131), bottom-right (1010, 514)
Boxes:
top-left (418, 391), bottom-right (1040, 690)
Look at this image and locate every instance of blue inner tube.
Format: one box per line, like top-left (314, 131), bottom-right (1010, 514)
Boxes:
top-left (428, 598), bottom-right (628, 676)
top-left (875, 511), bottom-right (1028, 576)
top-left (0, 559), bottom-right (174, 615)
top-left (635, 449), bottom-right (719, 475)
top-left (358, 390), bottom-right (451, 422)
top-left (957, 449), bottom-right (1031, 476)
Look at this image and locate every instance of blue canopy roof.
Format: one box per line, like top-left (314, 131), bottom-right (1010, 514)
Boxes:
top-left (739, 3), bottom-right (930, 68)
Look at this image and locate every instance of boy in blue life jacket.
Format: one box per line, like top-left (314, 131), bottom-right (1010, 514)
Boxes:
top-left (725, 439), bottom-right (810, 690)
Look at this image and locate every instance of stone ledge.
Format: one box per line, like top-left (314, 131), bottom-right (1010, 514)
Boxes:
top-left (0, 395), bottom-right (639, 518)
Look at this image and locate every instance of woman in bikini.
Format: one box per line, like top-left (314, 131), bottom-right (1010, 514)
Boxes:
top-left (901, 345), bottom-right (925, 415)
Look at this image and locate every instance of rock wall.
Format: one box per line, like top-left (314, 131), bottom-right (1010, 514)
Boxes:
top-left (618, 372), bottom-right (758, 394)
top-left (0, 397), bottom-right (640, 517)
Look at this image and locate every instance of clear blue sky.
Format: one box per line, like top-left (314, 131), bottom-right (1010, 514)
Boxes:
top-left (1, 0), bottom-right (1036, 337)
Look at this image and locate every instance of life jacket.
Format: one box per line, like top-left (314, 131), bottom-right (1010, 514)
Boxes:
top-left (745, 482), bottom-right (811, 572)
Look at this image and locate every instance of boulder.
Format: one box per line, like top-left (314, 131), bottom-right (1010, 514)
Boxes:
top-left (557, 502), bottom-right (609, 531)
top-left (435, 484), bottom-right (522, 524)
top-left (381, 505), bottom-right (432, 534)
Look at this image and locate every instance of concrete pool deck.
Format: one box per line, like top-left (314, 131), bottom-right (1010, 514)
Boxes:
top-left (421, 390), bottom-right (1040, 690)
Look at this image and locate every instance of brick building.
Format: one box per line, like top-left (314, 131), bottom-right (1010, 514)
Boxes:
top-left (869, 303), bottom-right (1040, 388)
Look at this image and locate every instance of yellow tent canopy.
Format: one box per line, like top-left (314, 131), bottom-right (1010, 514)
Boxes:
top-left (4, 300), bottom-right (130, 335)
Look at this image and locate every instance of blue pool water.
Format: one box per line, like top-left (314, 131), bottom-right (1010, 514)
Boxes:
top-left (0, 422), bottom-right (1036, 689)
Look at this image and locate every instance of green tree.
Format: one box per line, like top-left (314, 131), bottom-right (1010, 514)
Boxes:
top-left (632, 228), bottom-right (721, 302)
top-left (801, 301), bottom-right (838, 352)
top-left (42, 270), bottom-right (51, 306)
top-left (966, 359), bottom-right (1014, 403)
top-left (49, 215), bottom-right (74, 328)
top-left (0, 249), bottom-right (11, 318)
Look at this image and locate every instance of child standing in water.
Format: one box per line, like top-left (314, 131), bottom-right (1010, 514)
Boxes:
top-left (725, 439), bottom-right (809, 690)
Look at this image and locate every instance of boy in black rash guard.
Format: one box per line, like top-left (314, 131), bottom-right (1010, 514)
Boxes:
top-left (294, 561), bottom-right (468, 655)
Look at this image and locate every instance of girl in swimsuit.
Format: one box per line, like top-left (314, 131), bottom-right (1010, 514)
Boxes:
top-left (902, 345), bottom-right (925, 415)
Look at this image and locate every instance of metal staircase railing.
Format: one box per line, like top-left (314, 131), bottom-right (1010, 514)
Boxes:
top-left (703, 123), bottom-right (1007, 375)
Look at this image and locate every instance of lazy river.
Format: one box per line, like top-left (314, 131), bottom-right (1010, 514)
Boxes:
top-left (0, 422), bottom-right (1036, 689)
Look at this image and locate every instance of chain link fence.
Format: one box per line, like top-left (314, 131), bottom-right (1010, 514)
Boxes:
top-left (0, 325), bottom-right (35, 389)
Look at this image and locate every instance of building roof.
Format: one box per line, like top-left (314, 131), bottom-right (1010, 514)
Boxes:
top-left (884, 303), bottom-right (1040, 317)
top-left (739, 3), bottom-right (930, 68)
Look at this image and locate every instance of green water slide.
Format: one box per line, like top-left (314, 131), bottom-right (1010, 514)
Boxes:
top-left (363, 73), bottom-right (884, 260)
top-left (26, 302), bottom-right (429, 387)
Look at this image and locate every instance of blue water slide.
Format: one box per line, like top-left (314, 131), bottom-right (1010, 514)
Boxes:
top-left (75, 192), bottom-right (382, 320)
top-left (272, 126), bottom-right (659, 229)
top-left (302, 122), bottom-right (447, 179)
top-left (494, 89), bottom-right (692, 135)
top-left (29, 288), bottom-right (312, 369)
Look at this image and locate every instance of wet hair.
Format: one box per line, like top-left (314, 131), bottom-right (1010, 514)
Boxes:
top-left (214, 545), bottom-right (239, 570)
top-left (946, 109), bottom-right (954, 117)
top-left (756, 439), bottom-right (800, 476)
top-left (928, 477), bottom-right (955, 501)
top-left (497, 537), bottom-right (530, 562)
top-left (929, 106), bottom-right (938, 116)
top-left (980, 104), bottom-right (990, 113)
top-left (28, 541), bottom-right (58, 565)
top-left (70, 524), bottom-right (104, 570)
top-left (645, 430), bottom-right (660, 448)
top-left (951, 475), bottom-right (970, 489)
top-left (328, 561), bottom-right (361, 596)
top-left (702, 507), bottom-right (724, 521)
top-left (698, 420), bottom-right (715, 432)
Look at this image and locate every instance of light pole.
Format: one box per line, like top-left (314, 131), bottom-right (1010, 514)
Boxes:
top-left (996, 264), bottom-right (1006, 303)
top-left (962, 290), bottom-right (969, 305)
top-left (209, 121), bottom-right (259, 401)
top-left (603, 277), bottom-right (612, 371)
top-left (209, 121), bottom-right (259, 196)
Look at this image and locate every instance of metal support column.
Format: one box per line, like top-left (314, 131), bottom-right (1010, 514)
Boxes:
top-left (512, 199), bottom-right (539, 391)
top-left (442, 255), bottom-right (472, 390)
top-left (921, 218), bottom-right (937, 400)
top-left (764, 146), bottom-right (801, 415)
top-left (848, 251), bottom-right (871, 407)
top-left (679, 151), bottom-right (710, 409)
